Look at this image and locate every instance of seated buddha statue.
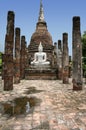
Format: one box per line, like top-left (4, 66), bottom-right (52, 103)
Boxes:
top-left (31, 42), bottom-right (50, 65)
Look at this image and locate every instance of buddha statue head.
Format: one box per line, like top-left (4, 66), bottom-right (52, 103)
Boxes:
top-left (38, 42), bottom-right (43, 52)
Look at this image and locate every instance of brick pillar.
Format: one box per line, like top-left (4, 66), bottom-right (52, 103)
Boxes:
top-left (2, 54), bottom-right (4, 80)
top-left (54, 42), bottom-right (58, 66)
top-left (72, 17), bottom-right (83, 90)
top-left (57, 40), bottom-right (62, 80)
top-left (58, 40), bottom-right (61, 50)
top-left (20, 36), bottom-right (26, 79)
top-left (14, 28), bottom-right (20, 84)
top-left (4, 11), bottom-right (15, 90)
top-left (5, 11), bottom-right (14, 54)
top-left (25, 41), bottom-right (28, 69)
top-left (69, 56), bottom-right (72, 78)
top-left (4, 54), bottom-right (13, 90)
top-left (62, 33), bottom-right (69, 84)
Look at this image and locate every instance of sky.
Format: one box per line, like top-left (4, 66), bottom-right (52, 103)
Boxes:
top-left (0, 0), bottom-right (86, 55)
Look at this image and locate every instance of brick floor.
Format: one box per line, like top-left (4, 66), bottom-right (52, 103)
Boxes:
top-left (0, 78), bottom-right (86, 130)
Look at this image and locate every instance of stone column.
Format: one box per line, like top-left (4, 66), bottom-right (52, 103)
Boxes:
top-left (58, 40), bottom-right (61, 50)
top-left (14, 28), bottom-right (20, 84)
top-left (72, 17), bottom-right (83, 90)
top-left (62, 33), bottom-right (69, 84)
top-left (54, 42), bottom-right (58, 66)
top-left (25, 41), bottom-right (28, 69)
top-left (4, 11), bottom-right (15, 90)
top-left (4, 54), bottom-right (13, 90)
top-left (5, 11), bottom-right (14, 54)
top-left (57, 40), bottom-right (62, 80)
top-left (20, 36), bottom-right (26, 79)
top-left (69, 56), bottom-right (72, 78)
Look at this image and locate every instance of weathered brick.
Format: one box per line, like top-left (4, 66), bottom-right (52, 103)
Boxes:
top-left (14, 28), bottom-right (20, 84)
top-left (4, 11), bottom-right (14, 91)
top-left (72, 17), bottom-right (83, 90)
top-left (62, 33), bottom-right (69, 84)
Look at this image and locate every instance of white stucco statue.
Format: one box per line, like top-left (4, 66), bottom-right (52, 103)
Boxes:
top-left (26, 101), bottom-right (30, 113)
top-left (31, 42), bottom-right (50, 65)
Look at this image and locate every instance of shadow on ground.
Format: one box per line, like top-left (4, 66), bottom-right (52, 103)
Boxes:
top-left (25, 87), bottom-right (44, 94)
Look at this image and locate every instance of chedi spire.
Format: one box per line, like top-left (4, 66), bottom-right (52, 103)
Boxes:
top-left (38, 0), bottom-right (45, 22)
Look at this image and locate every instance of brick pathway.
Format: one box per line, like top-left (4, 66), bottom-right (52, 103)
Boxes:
top-left (0, 78), bottom-right (86, 130)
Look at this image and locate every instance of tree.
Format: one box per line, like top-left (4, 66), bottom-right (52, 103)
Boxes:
top-left (82, 31), bottom-right (86, 76)
top-left (0, 52), bottom-right (2, 72)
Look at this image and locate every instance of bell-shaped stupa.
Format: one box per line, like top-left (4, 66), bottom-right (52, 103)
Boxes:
top-left (26, 0), bottom-right (58, 80)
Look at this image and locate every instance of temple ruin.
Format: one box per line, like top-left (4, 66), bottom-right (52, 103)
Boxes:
top-left (2, 0), bottom-right (83, 91)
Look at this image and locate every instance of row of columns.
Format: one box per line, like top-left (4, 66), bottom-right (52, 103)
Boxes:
top-left (3, 11), bottom-right (27, 90)
top-left (2, 11), bottom-right (83, 91)
top-left (54, 33), bottom-right (69, 84)
top-left (55, 17), bottom-right (83, 90)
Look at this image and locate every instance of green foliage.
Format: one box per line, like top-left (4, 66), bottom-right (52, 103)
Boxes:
top-left (0, 59), bottom-right (2, 65)
top-left (82, 32), bottom-right (86, 57)
top-left (82, 32), bottom-right (86, 75)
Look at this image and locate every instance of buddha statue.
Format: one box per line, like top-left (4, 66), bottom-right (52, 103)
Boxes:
top-left (31, 42), bottom-right (50, 65)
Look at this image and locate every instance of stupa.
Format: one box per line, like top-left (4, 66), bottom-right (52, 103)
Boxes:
top-left (25, 0), bottom-right (58, 79)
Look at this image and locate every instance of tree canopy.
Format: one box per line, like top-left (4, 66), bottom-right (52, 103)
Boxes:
top-left (82, 31), bottom-right (86, 75)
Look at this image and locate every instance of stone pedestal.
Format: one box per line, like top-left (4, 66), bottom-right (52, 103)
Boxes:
top-left (72, 17), bottom-right (83, 90)
top-left (25, 65), bottom-right (57, 80)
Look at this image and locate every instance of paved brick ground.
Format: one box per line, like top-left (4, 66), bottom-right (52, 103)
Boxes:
top-left (0, 77), bottom-right (86, 130)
